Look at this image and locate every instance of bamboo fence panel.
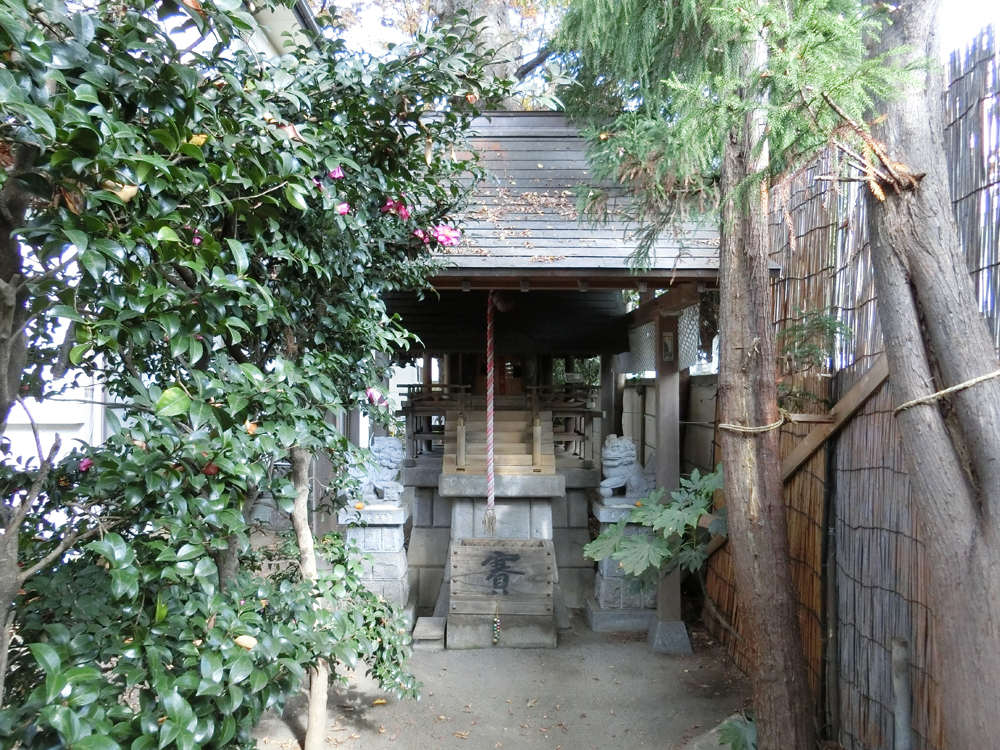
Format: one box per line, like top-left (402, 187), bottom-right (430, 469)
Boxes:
top-left (704, 27), bottom-right (997, 750)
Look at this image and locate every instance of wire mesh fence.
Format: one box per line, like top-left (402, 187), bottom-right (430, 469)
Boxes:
top-left (704, 27), bottom-right (998, 750)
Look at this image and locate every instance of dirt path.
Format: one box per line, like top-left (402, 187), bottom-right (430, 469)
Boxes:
top-left (254, 613), bottom-right (749, 750)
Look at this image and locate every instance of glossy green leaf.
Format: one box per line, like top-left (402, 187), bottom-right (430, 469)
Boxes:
top-left (29, 642), bottom-right (61, 674)
top-left (154, 387), bottom-right (191, 417)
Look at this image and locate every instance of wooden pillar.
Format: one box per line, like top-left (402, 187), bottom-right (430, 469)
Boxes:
top-left (446, 354), bottom-right (461, 386)
top-left (600, 355), bottom-right (615, 448)
top-left (655, 313), bottom-right (680, 497)
top-left (539, 355), bottom-right (553, 386)
top-left (348, 408), bottom-right (362, 448)
top-left (654, 312), bottom-right (682, 628)
top-left (613, 373), bottom-right (626, 436)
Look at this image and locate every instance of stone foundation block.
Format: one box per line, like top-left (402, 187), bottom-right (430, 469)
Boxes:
top-left (432, 491), bottom-right (452, 527)
top-left (407, 527), bottom-right (451, 567)
top-left (417, 567), bottom-right (444, 611)
top-left (553, 528), bottom-right (591, 569)
top-left (399, 466), bottom-right (441, 488)
top-left (584, 597), bottom-right (655, 632)
top-left (371, 550), bottom-right (407, 580)
top-left (556, 567), bottom-right (595, 609)
top-left (439, 474), bottom-right (565, 498)
top-left (647, 619), bottom-right (693, 655)
top-left (451, 499), bottom-right (534, 539)
top-left (446, 614), bottom-right (556, 649)
top-left (530, 500), bottom-right (553, 540)
top-left (550, 494), bottom-right (568, 528)
top-left (559, 467), bottom-right (601, 489)
top-left (568, 489), bottom-right (591, 528)
top-left (412, 487), bottom-right (433, 527)
top-left (594, 572), bottom-right (656, 610)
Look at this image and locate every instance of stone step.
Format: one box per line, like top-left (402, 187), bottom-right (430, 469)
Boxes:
top-left (412, 616), bottom-right (447, 652)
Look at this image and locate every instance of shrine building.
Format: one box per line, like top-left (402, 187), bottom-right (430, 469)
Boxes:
top-left (337, 112), bottom-right (721, 651)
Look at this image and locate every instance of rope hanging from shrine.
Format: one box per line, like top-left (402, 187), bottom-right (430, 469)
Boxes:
top-left (483, 292), bottom-right (497, 536)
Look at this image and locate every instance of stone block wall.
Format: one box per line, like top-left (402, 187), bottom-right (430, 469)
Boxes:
top-left (405, 476), bottom-right (452, 613)
top-left (337, 503), bottom-right (410, 605)
top-left (590, 505), bottom-right (657, 611)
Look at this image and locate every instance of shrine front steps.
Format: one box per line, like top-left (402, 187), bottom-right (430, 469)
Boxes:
top-left (412, 616), bottom-right (447, 652)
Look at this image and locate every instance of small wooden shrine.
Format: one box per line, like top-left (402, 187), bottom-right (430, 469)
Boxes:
top-left (377, 112), bottom-right (721, 650)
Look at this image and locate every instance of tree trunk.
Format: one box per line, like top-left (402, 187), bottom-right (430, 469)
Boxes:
top-left (217, 485), bottom-right (258, 594)
top-left (0, 143), bottom-right (34, 435)
top-left (289, 448), bottom-right (329, 750)
top-left (866, 2), bottom-right (1000, 745)
top-left (432, 0), bottom-right (520, 107)
top-left (715, 34), bottom-right (816, 749)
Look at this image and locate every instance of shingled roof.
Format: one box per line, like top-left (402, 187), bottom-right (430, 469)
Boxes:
top-left (429, 111), bottom-right (720, 292)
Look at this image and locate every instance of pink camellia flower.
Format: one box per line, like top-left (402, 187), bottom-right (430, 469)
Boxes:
top-left (336, 203), bottom-right (350, 215)
top-left (79, 457), bottom-right (94, 472)
top-left (366, 387), bottom-right (388, 407)
top-left (328, 166), bottom-right (345, 179)
top-left (380, 198), bottom-right (411, 219)
top-left (413, 228), bottom-right (429, 244)
top-left (431, 224), bottom-right (462, 247)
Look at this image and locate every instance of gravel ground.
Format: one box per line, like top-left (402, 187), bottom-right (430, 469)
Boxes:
top-left (254, 612), bottom-right (749, 750)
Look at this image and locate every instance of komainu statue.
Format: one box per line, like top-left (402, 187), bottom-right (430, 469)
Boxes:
top-left (599, 434), bottom-right (656, 499)
top-left (351, 437), bottom-right (405, 504)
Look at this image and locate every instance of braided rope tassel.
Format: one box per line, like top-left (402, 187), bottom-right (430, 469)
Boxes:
top-left (483, 292), bottom-right (497, 536)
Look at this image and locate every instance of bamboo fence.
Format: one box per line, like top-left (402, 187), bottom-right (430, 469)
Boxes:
top-left (704, 27), bottom-right (999, 750)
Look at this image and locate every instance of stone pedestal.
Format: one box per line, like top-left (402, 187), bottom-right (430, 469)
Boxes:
top-left (647, 568), bottom-right (692, 654)
top-left (337, 502), bottom-right (411, 605)
top-left (586, 500), bottom-right (657, 632)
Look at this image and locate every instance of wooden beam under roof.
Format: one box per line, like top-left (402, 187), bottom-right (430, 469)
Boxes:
top-left (429, 270), bottom-right (719, 292)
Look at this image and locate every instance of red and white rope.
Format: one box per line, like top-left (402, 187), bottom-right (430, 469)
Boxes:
top-left (484, 292), bottom-right (496, 534)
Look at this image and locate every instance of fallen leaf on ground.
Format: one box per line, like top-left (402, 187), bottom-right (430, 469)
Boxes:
top-left (373, 698), bottom-right (387, 705)
top-left (378, 726), bottom-right (386, 733)
top-left (453, 731), bottom-right (470, 739)
top-left (526, 699), bottom-right (538, 707)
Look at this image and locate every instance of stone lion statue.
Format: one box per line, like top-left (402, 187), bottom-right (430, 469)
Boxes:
top-left (350, 437), bottom-right (405, 504)
top-left (599, 434), bottom-right (656, 499)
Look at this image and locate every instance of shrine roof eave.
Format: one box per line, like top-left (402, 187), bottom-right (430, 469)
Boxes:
top-left (427, 267), bottom-right (720, 292)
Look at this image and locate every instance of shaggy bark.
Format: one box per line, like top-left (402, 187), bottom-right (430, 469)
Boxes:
top-left (865, 1), bottom-right (1000, 744)
top-left (289, 448), bottom-right (330, 750)
top-left (0, 144), bottom-right (34, 434)
top-left (715, 34), bottom-right (816, 750)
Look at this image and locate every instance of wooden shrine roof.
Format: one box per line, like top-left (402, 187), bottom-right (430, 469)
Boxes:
top-left (430, 112), bottom-right (720, 291)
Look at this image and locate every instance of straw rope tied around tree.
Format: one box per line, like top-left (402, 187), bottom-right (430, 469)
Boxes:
top-left (892, 369), bottom-right (1000, 416)
top-left (718, 409), bottom-right (789, 435)
top-left (483, 292), bottom-right (497, 536)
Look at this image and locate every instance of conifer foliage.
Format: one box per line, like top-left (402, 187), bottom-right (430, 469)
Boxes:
top-left (553, 1), bottom-right (907, 747)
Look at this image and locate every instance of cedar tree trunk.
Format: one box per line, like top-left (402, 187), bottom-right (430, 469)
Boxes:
top-left (289, 448), bottom-right (330, 750)
top-left (866, 1), bottom-right (1000, 745)
top-left (715, 34), bottom-right (816, 749)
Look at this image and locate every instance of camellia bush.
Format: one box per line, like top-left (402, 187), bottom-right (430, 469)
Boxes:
top-left (0, 1), bottom-right (506, 747)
